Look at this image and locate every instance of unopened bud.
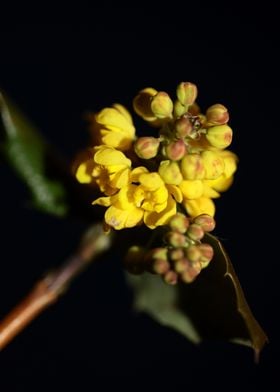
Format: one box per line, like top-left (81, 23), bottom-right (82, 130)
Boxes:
top-left (194, 214), bottom-right (216, 232)
top-left (151, 92), bottom-right (173, 119)
top-left (169, 213), bottom-right (190, 234)
top-left (197, 243), bottom-right (214, 267)
top-left (181, 261), bottom-right (201, 283)
top-left (164, 270), bottom-right (178, 285)
top-left (206, 104), bottom-right (229, 126)
top-left (206, 124), bottom-right (233, 149)
top-left (158, 160), bottom-right (183, 185)
top-left (174, 117), bottom-right (193, 138)
top-left (187, 223), bottom-right (205, 241)
top-left (134, 137), bottom-right (160, 159)
top-left (174, 100), bottom-right (187, 117)
top-left (174, 258), bottom-right (189, 273)
top-left (145, 247), bottom-right (168, 262)
top-left (165, 231), bottom-right (187, 247)
top-left (201, 151), bottom-right (225, 180)
top-left (133, 87), bottom-right (157, 121)
top-left (153, 258), bottom-right (170, 275)
top-left (169, 248), bottom-right (185, 261)
top-left (165, 139), bottom-right (186, 161)
top-left (181, 154), bottom-right (205, 180)
top-left (186, 245), bottom-right (201, 262)
top-left (176, 82), bottom-right (198, 106)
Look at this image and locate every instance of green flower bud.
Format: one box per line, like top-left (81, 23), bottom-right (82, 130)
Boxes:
top-left (197, 243), bottom-right (214, 267)
top-left (174, 100), bottom-right (187, 117)
top-left (158, 160), bottom-right (183, 185)
top-left (194, 214), bottom-right (216, 232)
top-left (134, 137), bottom-right (160, 159)
top-left (181, 154), bottom-right (205, 180)
top-left (176, 82), bottom-right (198, 106)
top-left (165, 139), bottom-right (187, 161)
top-left (174, 258), bottom-right (189, 273)
top-left (206, 124), bottom-right (233, 149)
top-left (151, 92), bottom-right (173, 119)
top-left (169, 213), bottom-right (190, 234)
top-left (163, 270), bottom-right (178, 285)
top-left (169, 248), bottom-right (185, 261)
top-left (186, 245), bottom-right (201, 262)
top-left (174, 117), bottom-right (193, 138)
top-left (165, 231), bottom-right (187, 247)
top-left (187, 223), bottom-right (205, 241)
top-left (206, 104), bottom-right (229, 126)
top-left (145, 247), bottom-right (168, 261)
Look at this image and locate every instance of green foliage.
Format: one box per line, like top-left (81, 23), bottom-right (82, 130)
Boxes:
top-left (0, 92), bottom-right (68, 216)
top-left (127, 234), bottom-right (268, 358)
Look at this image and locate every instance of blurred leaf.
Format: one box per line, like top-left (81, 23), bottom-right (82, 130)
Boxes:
top-left (0, 92), bottom-right (68, 216)
top-left (127, 234), bottom-right (268, 359)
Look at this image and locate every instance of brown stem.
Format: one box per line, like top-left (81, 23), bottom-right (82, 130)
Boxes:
top-left (0, 223), bottom-right (112, 351)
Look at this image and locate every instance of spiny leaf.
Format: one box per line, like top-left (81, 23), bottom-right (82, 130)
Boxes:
top-left (127, 234), bottom-right (268, 360)
top-left (179, 233), bottom-right (268, 361)
top-left (0, 92), bottom-right (68, 216)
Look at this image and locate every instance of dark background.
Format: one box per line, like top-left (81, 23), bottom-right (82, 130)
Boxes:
top-left (0, 4), bottom-right (278, 390)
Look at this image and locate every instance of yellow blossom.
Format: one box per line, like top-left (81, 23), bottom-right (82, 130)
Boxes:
top-left (93, 168), bottom-right (182, 230)
top-left (75, 146), bottom-right (132, 195)
top-left (89, 104), bottom-right (135, 151)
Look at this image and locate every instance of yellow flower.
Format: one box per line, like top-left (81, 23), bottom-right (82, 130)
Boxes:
top-left (89, 104), bottom-right (135, 151)
top-left (93, 168), bottom-right (182, 230)
top-left (180, 150), bottom-right (238, 217)
top-left (75, 146), bottom-right (132, 196)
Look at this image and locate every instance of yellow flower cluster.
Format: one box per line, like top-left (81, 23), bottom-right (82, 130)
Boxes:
top-left (75, 82), bottom-right (237, 230)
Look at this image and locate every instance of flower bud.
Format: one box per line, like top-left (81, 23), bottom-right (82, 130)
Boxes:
top-left (201, 151), bottom-right (225, 180)
top-left (197, 243), bottom-right (214, 267)
top-left (169, 213), bottom-right (190, 234)
top-left (176, 82), bottom-right (198, 106)
top-left (174, 117), bottom-right (193, 138)
top-left (165, 231), bottom-right (187, 247)
top-left (134, 137), bottom-right (160, 159)
top-left (186, 245), bottom-right (201, 262)
top-left (165, 139), bottom-right (186, 161)
top-left (174, 258), bottom-right (189, 273)
top-left (194, 214), bottom-right (216, 232)
top-left (187, 223), bottom-right (205, 241)
top-left (169, 248), bottom-right (185, 261)
top-left (133, 87), bottom-right (157, 121)
top-left (181, 261), bottom-right (201, 283)
top-left (174, 100), bottom-right (187, 117)
top-left (153, 258), bottom-right (170, 275)
top-left (145, 247), bottom-right (168, 261)
top-left (206, 104), bottom-right (229, 126)
top-left (206, 125), bottom-right (233, 149)
top-left (151, 92), bottom-right (173, 119)
top-left (164, 270), bottom-right (178, 285)
top-left (181, 154), bottom-right (205, 180)
top-left (158, 160), bottom-right (183, 185)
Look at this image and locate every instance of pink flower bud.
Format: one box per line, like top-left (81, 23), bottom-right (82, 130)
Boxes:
top-left (134, 137), bottom-right (160, 159)
top-left (165, 139), bottom-right (187, 161)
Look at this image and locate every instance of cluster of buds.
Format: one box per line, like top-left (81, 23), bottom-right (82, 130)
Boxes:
top-left (124, 213), bottom-right (216, 285)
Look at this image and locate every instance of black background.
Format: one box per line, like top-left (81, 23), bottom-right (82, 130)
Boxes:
top-left (0, 4), bottom-right (278, 390)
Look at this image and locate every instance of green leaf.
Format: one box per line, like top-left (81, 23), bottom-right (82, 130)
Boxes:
top-left (0, 92), bottom-right (69, 216)
top-left (126, 234), bottom-right (268, 359)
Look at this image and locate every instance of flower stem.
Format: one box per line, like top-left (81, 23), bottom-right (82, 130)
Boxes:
top-left (0, 223), bottom-right (112, 351)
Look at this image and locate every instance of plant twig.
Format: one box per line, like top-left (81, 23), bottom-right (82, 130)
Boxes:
top-left (0, 223), bottom-right (112, 351)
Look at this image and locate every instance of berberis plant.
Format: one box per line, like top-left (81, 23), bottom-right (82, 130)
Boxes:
top-left (0, 82), bottom-right (267, 360)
